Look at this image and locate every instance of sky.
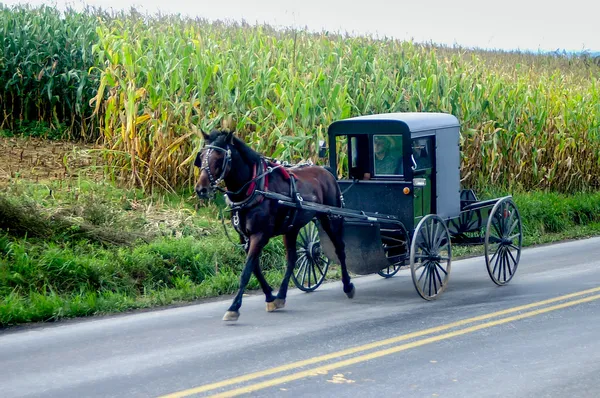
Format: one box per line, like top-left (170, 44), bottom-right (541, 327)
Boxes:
top-left (3, 0), bottom-right (600, 53)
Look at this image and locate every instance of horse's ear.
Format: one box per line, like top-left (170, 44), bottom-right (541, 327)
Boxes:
top-left (225, 130), bottom-right (234, 145)
top-left (201, 129), bottom-right (209, 141)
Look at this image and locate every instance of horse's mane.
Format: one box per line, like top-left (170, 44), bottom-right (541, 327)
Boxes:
top-left (207, 130), bottom-right (262, 166)
top-left (232, 136), bottom-right (261, 165)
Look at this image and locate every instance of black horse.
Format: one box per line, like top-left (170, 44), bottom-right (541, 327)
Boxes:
top-left (195, 128), bottom-right (355, 321)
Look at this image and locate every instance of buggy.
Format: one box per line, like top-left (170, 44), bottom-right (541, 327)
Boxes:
top-left (286, 112), bottom-right (522, 300)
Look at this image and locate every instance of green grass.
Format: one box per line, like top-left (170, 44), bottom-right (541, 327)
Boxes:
top-left (0, 177), bottom-right (287, 326)
top-left (2, 177), bottom-right (600, 327)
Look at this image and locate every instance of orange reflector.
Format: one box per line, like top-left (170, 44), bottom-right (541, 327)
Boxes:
top-left (403, 187), bottom-right (410, 195)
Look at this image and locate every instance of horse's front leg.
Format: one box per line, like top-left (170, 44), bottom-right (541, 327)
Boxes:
top-left (265, 230), bottom-right (298, 312)
top-left (223, 232), bottom-right (268, 321)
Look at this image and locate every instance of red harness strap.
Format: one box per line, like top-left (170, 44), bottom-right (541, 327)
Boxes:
top-left (245, 163), bottom-right (258, 196)
top-left (268, 161), bottom-right (292, 181)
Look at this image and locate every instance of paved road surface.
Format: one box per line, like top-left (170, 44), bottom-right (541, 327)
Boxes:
top-left (1, 237), bottom-right (600, 397)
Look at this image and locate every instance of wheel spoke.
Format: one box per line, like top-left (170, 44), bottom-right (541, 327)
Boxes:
top-left (502, 250), bottom-right (508, 282)
top-left (311, 260), bottom-right (319, 285)
top-left (294, 255), bottom-right (307, 277)
top-left (504, 250), bottom-right (514, 277)
top-left (417, 240), bottom-right (430, 254)
top-left (501, 203), bottom-right (509, 234)
top-left (435, 262), bottom-right (448, 276)
top-left (309, 222), bottom-right (318, 241)
top-left (506, 246), bottom-right (518, 270)
top-left (419, 222), bottom-right (430, 247)
top-left (430, 220), bottom-right (438, 250)
top-left (492, 245), bottom-right (503, 276)
top-left (497, 247), bottom-right (506, 281)
top-left (507, 233), bottom-right (521, 242)
top-left (300, 257), bottom-right (310, 286)
top-left (433, 221), bottom-right (447, 250)
top-left (508, 243), bottom-right (521, 252)
top-left (418, 261), bottom-right (428, 282)
top-left (489, 246), bottom-right (501, 267)
top-left (314, 259), bottom-right (325, 277)
top-left (431, 265), bottom-right (438, 295)
top-left (507, 216), bottom-right (519, 237)
top-left (298, 228), bottom-right (308, 246)
top-left (492, 218), bottom-right (503, 238)
top-left (428, 265), bottom-right (433, 296)
top-left (433, 264), bottom-right (444, 292)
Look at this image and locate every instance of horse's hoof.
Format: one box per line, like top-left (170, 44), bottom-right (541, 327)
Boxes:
top-left (275, 298), bottom-right (286, 309)
top-left (345, 284), bottom-right (355, 299)
top-left (223, 311), bottom-right (240, 321)
top-left (266, 299), bottom-right (286, 312)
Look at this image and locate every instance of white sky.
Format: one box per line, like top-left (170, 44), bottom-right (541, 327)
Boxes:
top-left (3, 0), bottom-right (600, 52)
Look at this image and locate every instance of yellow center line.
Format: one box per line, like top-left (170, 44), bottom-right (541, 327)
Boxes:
top-left (210, 293), bottom-right (600, 397)
top-left (158, 286), bottom-right (600, 398)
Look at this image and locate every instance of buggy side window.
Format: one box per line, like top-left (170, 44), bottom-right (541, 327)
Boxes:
top-left (336, 135), bottom-right (370, 180)
top-left (373, 134), bottom-right (404, 176)
top-left (412, 137), bottom-right (433, 170)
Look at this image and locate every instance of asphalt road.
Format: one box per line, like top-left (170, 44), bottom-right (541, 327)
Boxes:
top-left (1, 237), bottom-right (600, 398)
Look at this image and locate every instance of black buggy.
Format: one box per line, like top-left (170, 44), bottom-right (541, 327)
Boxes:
top-left (282, 112), bottom-right (523, 300)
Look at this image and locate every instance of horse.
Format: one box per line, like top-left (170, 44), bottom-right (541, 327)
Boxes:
top-left (194, 127), bottom-right (355, 321)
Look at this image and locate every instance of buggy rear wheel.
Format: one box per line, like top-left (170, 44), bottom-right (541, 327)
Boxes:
top-left (485, 197), bottom-right (522, 285)
top-left (292, 219), bottom-right (330, 292)
top-left (378, 222), bottom-right (410, 278)
top-left (410, 214), bottom-right (452, 300)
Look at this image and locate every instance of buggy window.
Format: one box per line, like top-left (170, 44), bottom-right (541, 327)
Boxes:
top-left (412, 137), bottom-right (433, 170)
top-left (335, 135), bottom-right (370, 180)
top-left (373, 135), bottom-right (403, 176)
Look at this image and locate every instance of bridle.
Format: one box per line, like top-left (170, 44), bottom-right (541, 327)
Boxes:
top-left (201, 144), bottom-right (232, 191)
top-left (199, 142), bottom-right (283, 199)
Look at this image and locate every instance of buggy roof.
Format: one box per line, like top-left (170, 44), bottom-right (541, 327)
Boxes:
top-left (328, 112), bottom-right (460, 135)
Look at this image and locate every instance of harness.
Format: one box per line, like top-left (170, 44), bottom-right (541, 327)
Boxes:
top-left (202, 145), bottom-right (305, 248)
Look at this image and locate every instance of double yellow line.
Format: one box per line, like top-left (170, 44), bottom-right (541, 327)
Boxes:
top-left (160, 286), bottom-right (600, 398)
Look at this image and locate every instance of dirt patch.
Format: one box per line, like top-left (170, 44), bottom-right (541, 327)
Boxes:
top-left (0, 136), bottom-right (104, 187)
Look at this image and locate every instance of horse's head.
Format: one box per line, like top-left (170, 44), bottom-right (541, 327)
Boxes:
top-left (194, 128), bottom-right (234, 199)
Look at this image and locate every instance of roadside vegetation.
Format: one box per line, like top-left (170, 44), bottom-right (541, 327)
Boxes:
top-left (1, 4), bottom-right (599, 326)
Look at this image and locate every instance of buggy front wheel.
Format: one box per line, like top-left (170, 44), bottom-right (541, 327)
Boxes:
top-left (410, 214), bottom-right (452, 300)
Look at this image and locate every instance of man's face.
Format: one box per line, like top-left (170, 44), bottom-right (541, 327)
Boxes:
top-left (374, 137), bottom-right (388, 156)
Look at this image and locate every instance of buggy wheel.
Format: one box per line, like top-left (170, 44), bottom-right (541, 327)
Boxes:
top-left (378, 222), bottom-right (410, 278)
top-left (291, 219), bottom-right (330, 292)
top-left (485, 197), bottom-right (522, 285)
top-left (410, 214), bottom-right (452, 300)
top-left (378, 264), bottom-right (402, 278)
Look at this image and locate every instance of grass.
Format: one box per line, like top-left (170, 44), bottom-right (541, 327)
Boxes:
top-left (0, 176), bottom-right (288, 326)
top-left (2, 173), bottom-right (600, 327)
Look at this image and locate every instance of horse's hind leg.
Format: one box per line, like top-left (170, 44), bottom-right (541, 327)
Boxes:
top-left (253, 262), bottom-right (277, 310)
top-left (319, 214), bottom-right (355, 298)
top-left (223, 232), bottom-right (268, 321)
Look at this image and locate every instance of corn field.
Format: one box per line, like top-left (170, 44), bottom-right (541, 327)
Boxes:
top-left (1, 5), bottom-right (599, 193)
